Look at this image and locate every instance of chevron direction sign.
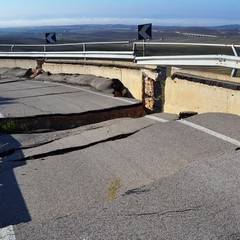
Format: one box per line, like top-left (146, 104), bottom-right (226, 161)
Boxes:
top-left (45, 32), bottom-right (57, 44)
top-left (138, 23), bottom-right (152, 40)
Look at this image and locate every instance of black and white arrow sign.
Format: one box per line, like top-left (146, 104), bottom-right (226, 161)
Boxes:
top-left (45, 32), bottom-right (57, 44)
top-left (138, 23), bottom-right (152, 40)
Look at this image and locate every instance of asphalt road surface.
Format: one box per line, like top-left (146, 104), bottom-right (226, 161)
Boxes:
top-left (1, 71), bottom-right (240, 240)
top-left (0, 68), bottom-right (137, 117)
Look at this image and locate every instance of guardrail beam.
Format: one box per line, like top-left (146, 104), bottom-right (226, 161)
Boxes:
top-left (136, 55), bottom-right (240, 70)
top-left (0, 51), bottom-right (135, 60)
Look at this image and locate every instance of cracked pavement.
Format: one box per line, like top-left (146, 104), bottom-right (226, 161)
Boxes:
top-left (1, 71), bottom-right (240, 239)
top-left (2, 112), bottom-right (240, 239)
top-left (2, 118), bottom-right (153, 161)
top-left (0, 69), bottom-right (138, 117)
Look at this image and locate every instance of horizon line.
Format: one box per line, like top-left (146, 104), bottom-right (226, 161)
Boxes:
top-left (0, 17), bottom-right (238, 28)
top-left (0, 23), bottom-right (239, 29)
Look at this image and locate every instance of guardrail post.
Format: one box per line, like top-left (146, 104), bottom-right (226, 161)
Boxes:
top-left (11, 45), bottom-right (15, 52)
top-left (83, 43), bottom-right (86, 52)
top-left (83, 43), bottom-right (86, 60)
top-left (142, 40), bottom-right (146, 57)
top-left (132, 42), bottom-right (136, 52)
top-left (231, 69), bottom-right (238, 77)
top-left (43, 45), bottom-right (46, 52)
top-left (231, 45), bottom-right (238, 77)
top-left (132, 42), bottom-right (137, 62)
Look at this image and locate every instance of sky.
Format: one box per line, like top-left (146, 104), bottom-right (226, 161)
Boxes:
top-left (0, 0), bottom-right (239, 28)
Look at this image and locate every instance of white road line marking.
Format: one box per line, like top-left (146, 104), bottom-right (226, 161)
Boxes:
top-left (179, 119), bottom-right (240, 147)
top-left (0, 112), bottom-right (5, 118)
top-left (145, 115), bottom-right (169, 123)
top-left (0, 225), bottom-right (16, 240)
top-left (145, 115), bottom-right (240, 147)
top-left (44, 81), bottom-right (137, 104)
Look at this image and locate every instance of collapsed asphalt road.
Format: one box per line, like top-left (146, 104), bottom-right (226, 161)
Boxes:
top-left (1, 68), bottom-right (240, 239)
top-left (0, 67), bottom-right (137, 118)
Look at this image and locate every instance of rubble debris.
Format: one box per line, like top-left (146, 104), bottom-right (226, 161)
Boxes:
top-left (142, 72), bottom-right (162, 113)
top-left (111, 78), bottom-right (133, 98)
top-left (23, 68), bottom-right (44, 79)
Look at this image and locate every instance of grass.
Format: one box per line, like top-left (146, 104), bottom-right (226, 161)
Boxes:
top-left (0, 119), bottom-right (16, 133)
top-left (107, 178), bottom-right (120, 201)
top-left (0, 119), bottom-right (32, 133)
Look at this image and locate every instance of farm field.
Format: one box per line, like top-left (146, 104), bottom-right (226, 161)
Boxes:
top-left (0, 24), bottom-right (239, 77)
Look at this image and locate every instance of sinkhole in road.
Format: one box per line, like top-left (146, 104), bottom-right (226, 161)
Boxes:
top-left (0, 103), bottom-right (145, 134)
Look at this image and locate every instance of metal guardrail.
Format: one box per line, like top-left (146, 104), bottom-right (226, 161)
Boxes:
top-left (136, 54), bottom-right (240, 69)
top-left (0, 41), bottom-right (240, 76)
top-left (0, 41), bottom-right (130, 52)
top-left (134, 42), bottom-right (240, 77)
top-left (133, 42), bottom-right (240, 48)
top-left (0, 51), bottom-right (135, 60)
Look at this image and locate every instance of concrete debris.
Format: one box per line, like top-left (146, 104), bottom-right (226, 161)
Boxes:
top-left (23, 68), bottom-right (43, 78)
top-left (143, 72), bottom-right (162, 113)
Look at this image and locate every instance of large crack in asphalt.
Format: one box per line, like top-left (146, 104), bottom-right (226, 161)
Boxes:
top-left (0, 118), bottom-right (137, 157)
top-left (126, 205), bottom-right (205, 218)
top-left (0, 102), bottom-right (144, 133)
top-left (2, 126), bottom-right (151, 163)
top-left (20, 139), bottom-right (57, 150)
top-left (0, 101), bottom-right (147, 177)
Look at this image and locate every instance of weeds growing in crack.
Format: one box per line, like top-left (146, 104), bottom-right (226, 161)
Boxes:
top-left (108, 178), bottom-right (120, 201)
top-left (0, 119), bottom-right (16, 133)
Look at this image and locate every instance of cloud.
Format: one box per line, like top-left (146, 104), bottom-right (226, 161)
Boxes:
top-left (0, 17), bottom-right (238, 28)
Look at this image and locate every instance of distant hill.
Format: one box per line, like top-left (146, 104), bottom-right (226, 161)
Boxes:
top-left (0, 24), bottom-right (239, 32)
top-left (0, 24), bottom-right (239, 45)
top-left (213, 24), bottom-right (240, 31)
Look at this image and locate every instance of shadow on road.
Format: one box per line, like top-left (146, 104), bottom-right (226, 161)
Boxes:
top-left (0, 97), bottom-right (16, 106)
top-left (0, 133), bottom-right (31, 228)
